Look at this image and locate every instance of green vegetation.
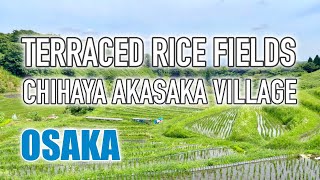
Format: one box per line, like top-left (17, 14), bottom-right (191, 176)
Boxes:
top-left (26, 112), bottom-right (43, 121)
top-left (65, 106), bottom-right (95, 116)
top-left (0, 67), bottom-right (20, 93)
top-left (186, 108), bottom-right (238, 139)
top-left (0, 30), bottom-right (320, 178)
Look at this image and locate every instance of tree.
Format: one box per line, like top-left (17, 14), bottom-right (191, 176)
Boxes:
top-left (204, 68), bottom-right (211, 82)
top-left (153, 68), bottom-right (165, 77)
top-left (61, 69), bottom-right (75, 76)
top-left (185, 68), bottom-right (196, 77)
top-left (144, 54), bottom-right (152, 67)
top-left (314, 55), bottom-right (320, 66)
top-left (0, 30), bottom-right (38, 77)
top-left (87, 69), bottom-right (97, 77)
top-left (0, 33), bottom-right (10, 44)
top-left (302, 62), bottom-right (319, 73)
top-left (308, 57), bottom-right (313, 62)
top-left (0, 42), bottom-right (27, 76)
top-left (169, 68), bottom-right (183, 77)
top-left (0, 53), bottom-right (4, 63)
top-left (10, 30), bottom-right (37, 42)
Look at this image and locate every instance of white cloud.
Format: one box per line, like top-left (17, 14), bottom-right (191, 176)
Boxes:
top-left (0, 0), bottom-right (319, 59)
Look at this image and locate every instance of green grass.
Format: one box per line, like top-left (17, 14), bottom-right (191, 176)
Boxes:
top-left (0, 94), bottom-right (64, 119)
top-left (299, 70), bottom-right (320, 89)
top-left (229, 107), bottom-right (263, 143)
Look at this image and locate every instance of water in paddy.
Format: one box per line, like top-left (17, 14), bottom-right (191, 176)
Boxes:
top-left (170, 158), bottom-right (320, 179)
top-left (117, 157), bottom-right (320, 179)
top-left (4, 150), bottom-right (320, 179)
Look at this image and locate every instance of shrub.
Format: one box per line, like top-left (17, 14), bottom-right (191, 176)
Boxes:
top-left (27, 112), bottom-right (42, 121)
top-left (61, 69), bottom-right (75, 76)
top-left (102, 73), bottom-right (116, 81)
top-left (163, 126), bottom-right (191, 138)
top-left (65, 106), bottom-right (95, 116)
top-left (87, 69), bottom-right (97, 77)
top-left (0, 85), bottom-right (5, 93)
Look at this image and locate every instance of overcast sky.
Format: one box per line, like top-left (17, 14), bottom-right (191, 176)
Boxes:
top-left (1, 0), bottom-right (319, 60)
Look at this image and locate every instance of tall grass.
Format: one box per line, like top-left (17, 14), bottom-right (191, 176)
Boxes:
top-left (0, 67), bottom-right (20, 93)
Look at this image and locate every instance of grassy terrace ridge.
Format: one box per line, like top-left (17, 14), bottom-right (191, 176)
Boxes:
top-left (0, 67), bottom-right (320, 178)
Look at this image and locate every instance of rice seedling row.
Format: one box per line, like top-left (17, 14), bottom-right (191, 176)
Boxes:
top-left (186, 108), bottom-right (238, 139)
top-left (95, 156), bottom-right (320, 179)
top-left (0, 147), bottom-right (234, 178)
top-left (256, 112), bottom-right (285, 138)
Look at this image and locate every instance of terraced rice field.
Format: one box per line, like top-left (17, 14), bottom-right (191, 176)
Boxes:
top-left (0, 142), bottom-right (234, 178)
top-left (2, 69), bottom-right (320, 179)
top-left (187, 157), bottom-right (320, 179)
top-left (0, 98), bottom-right (233, 179)
top-left (0, 132), bottom-right (232, 178)
top-left (256, 112), bottom-right (285, 138)
top-left (99, 106), bottom-right (203, 118)
top-left (78, 156), bottom-right (320, 179)
top-left (186, 108), bottom-right (238, 139)
top-left (45, 156), bottom-right (320, 180)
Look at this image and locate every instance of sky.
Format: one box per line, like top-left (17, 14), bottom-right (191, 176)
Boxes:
top-left (1, 0), bottom-right (319, 60)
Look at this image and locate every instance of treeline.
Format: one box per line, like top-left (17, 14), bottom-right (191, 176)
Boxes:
top-left (0, 30), bottom-right (62, 77)
top-left (304, 55), bottom-right (320, 73)
top-left (0, 30), bottom-right (39, 76)
top-left (0, 30), bottom-right (319, 81)
top-left (149, 63), bottom-right (310, 80)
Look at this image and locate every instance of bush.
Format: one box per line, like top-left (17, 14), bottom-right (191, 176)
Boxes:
top-left (61, 69), bottom-right (75, 76)
top-left (102, 73), bottom-right (116, 81)
top-left (0, 85), bottom-right (5, 93)
top-left (65, 106), bottom-right (95, 116)
top-left (27, 112), bottom-right (42, 121)
top-left (87, 69), bottom-right (97, 77)
top-left (163, 126), bottom-right (191, 138)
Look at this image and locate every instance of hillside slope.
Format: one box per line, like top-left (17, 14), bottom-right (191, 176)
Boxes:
top-left (299, 70), bottom-right (320, 89)
top-left (0, 67), bottom-right (20, 93)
